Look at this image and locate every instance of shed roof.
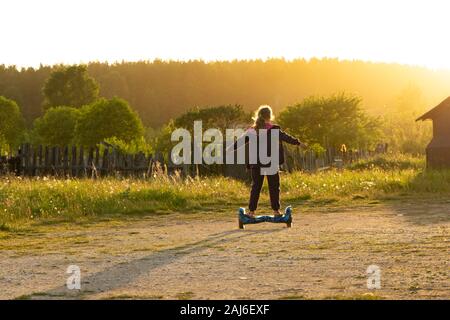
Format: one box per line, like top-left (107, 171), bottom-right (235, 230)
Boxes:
top-left (416, 96), bottom-right (450, 121)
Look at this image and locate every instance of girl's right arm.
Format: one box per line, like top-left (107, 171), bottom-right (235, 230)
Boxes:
top-left (227, 129), bottom-right (252, 153)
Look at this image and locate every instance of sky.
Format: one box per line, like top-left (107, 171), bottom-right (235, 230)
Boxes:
top-left (2, 0), bottom-right (450, 69)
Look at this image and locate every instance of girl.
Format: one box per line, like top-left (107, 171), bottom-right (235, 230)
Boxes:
top-left (234, 105), bottom-right (307, 218)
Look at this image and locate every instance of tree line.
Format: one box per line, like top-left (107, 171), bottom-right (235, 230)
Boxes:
top-left (0, 63), bottom-right (379, 155)
top-left (0, 59), bottom-right (440, 155)
top-left (1, 59), bottom-right (449, 127)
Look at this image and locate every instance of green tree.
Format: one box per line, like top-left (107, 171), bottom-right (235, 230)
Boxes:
top-left (42, 65), bottom-right (99, 109)
top-left (174, 105), bottom-right (251, 132)
top-left (104, 136), bottom-right (152, 155)
top-left (152, 120), bottom-right (177, 160)
top-left (155, 105), bottom-right (251, 159)
top-left (33, 107), bottom-right (80, 146)
top-left (75, 97), bottom-right (144, 146)
top-left (278, 93), bottom-right (381, 149)
top-left (0, 96), bottom-right (25, 150)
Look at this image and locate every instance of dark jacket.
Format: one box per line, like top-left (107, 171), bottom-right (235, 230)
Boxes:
top-left (232, 124), bottom-right (302, 168)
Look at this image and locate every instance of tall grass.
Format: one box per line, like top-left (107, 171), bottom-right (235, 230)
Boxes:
top-left (0, 175), bottom-right (246, 226)
top-left (282, 168), bottom-right (450, 199)
top-left (348, 153), bottom-right (425, 171)
top-left (1, 155), bottom-right (449, 228)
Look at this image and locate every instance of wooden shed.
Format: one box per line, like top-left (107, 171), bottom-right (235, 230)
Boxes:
top-left (416, 96), bottom-right (450, 169)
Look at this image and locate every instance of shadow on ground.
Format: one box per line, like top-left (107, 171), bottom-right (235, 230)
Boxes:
top-left (37, 227), bottom-right (284, 299)
top-left (386, 200), bottom-right (450, 226)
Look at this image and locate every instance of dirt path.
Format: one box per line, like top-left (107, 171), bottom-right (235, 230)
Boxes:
top-left (0, 203), bottom-right (449, 300)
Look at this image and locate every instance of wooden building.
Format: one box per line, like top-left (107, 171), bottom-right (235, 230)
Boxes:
top-left (416, 96), bottom-right (450, 169)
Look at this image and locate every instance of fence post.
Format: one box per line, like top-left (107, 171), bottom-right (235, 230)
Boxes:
top-left (71, 146), bottom-right (77, 177)
top-left (134, 152), bottom-right (143, 178)
top-left (87, 147), bottom-right (94, 178)
top-left (127, 154), bottom-right (134, 177)
top-left (30, 145), bottom-right (36, 176)
top-left (36, 145), bottom-right (43, 176)
top-left (101, 147), bottom-right (109, 176)
top-left (112, 148), bottom-right (118, 177)
top-left (147, 154), bottom-right (154, 178)
top-left (23, 143), bottom-right (30, 176)
top-left (94, 147), bottom-right (100, 176)
top-left (43, 146), bottom-right (48, 175)
top-left (79, 146), bottom-right (85, 178)
top-left (119, 151), bottom-right (125, 176)
top-left (56, 146), bottom-right (62, 176)
top-left (63, 146), bottom-right (69, 177)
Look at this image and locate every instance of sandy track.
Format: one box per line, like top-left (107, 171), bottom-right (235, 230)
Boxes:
top-left (0, 203), bottom-right (448, 299)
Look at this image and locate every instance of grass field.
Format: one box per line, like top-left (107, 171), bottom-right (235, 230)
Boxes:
top-left (0, 154), bottom-right (449, 231)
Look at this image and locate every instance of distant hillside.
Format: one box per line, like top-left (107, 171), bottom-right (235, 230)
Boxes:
top-left (1, 59), bottom-right (449, 127)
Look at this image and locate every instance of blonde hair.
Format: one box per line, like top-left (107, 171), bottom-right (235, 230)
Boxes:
top-left (252, 105), bottom-right (274, 130)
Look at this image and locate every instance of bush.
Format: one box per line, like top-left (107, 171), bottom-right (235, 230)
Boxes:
top-left (75, 97), bottom-right (144, 146)
top-left (153, 105), bottom-right (251, 160)
top-left (0, 96), bottom-right (25, 150)
top-left (278, 93), bottom-right (381, 149)
top-left (174, 105), bottom-right (251, 131)
top-left (104, 136), bottom-right (153, 155)
top-left (33, 107), bottom-right (80, 146)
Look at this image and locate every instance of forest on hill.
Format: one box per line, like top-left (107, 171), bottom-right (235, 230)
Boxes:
top-left (1, 58), bottom-right (449, 128)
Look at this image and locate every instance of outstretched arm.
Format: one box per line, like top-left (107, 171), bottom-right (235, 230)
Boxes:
top-left (279, 130), bottom-right (308, 148)
top-left (226, 131), bottom-right (249, 153)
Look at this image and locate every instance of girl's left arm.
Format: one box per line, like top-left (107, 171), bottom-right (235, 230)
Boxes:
top-left (279, 129), bottom-right (308, 148)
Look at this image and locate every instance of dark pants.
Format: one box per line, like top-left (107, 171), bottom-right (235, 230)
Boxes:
top-left (249, 167), bottom-right (280, 212)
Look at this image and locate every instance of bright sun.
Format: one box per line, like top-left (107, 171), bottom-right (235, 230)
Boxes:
top-left (2, 0), bottom-right (450, 69)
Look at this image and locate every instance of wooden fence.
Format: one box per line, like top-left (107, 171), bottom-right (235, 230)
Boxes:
top-left (0, 143), bottom-right (373, 179)
top-left (0, 144), bottom-right (156, 178)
